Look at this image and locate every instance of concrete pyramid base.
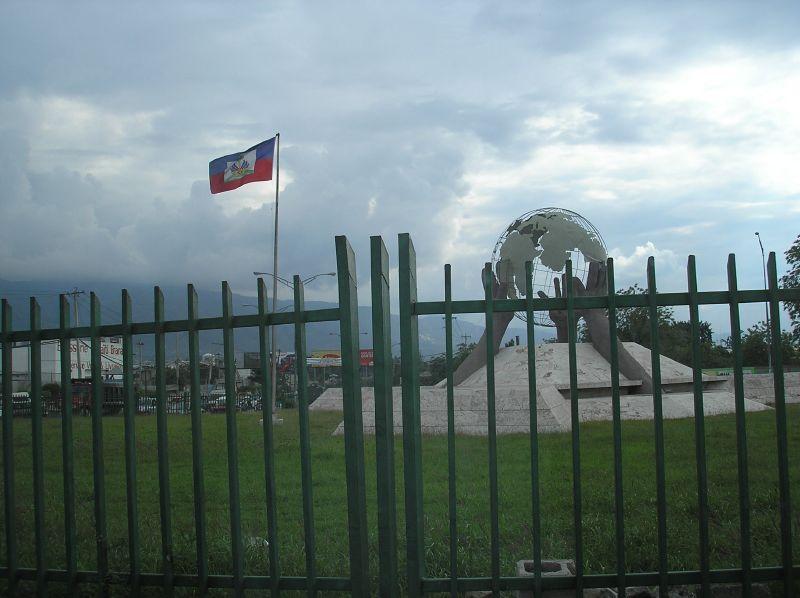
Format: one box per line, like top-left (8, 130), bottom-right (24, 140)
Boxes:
top-left (310, 343), bottom-right (773, 436)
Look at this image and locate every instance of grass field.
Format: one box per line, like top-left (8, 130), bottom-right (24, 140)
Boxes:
top-left (0, 405), bottom-right (798, 595)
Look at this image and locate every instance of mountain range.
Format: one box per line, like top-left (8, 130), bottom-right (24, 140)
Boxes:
top-left (0, 278), bottom-right (533, 360)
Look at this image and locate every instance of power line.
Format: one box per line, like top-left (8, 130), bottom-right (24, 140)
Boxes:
top-left (100, 304), bottom-right (122, 321)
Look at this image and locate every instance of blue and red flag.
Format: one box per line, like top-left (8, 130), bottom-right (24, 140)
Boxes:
top-left (209, 137), bottom-right (275, 194)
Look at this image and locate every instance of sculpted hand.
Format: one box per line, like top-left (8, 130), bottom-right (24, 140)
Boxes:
top-left (537, 275), bottom-right (569, 338)
top-left (536, 261), bottom-right (607, 342)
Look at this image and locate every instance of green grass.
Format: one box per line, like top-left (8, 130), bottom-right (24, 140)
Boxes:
top-left (0, 405), bottom-right (798, 595)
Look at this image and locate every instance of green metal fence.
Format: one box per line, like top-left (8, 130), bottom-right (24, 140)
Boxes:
top-left (0, 236), bottom-right (368, 596)
top-left (0, 232), bottom-right (798, 596)
top-left (395, 235), bottom-right (797, 597)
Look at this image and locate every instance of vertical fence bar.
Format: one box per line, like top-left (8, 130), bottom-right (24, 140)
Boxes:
top-left (121, 290), bottom-right (140, 595)
top-left (371, 236), bottom-right (398, 598)
top-left (89, 293), bottom-right (109, 593)
top-left (335, 236), bottom-right (370, 597)
top-left (154, 287), bottom-right (174, 595)
top-left (565, 260), bottom-right (583, 594)
top-left (257, 278), bottom-right (280, 595)
top-left (187, 285), bottom-right (208, 593)
top-left (30, 298), bottom-right (46, 595)
top-left (59, 295), bottom-right (76, 591)
top-left (767, 252), bottom-right (793, 596)
top-left (221, 282), bottom-right (244, 597)
top-left (524, 261), bottom-right (542, 598)
top-left (294, 276), bottom-right (318, 597)
top-left (687, 256), bottom-right (710, 596)
top-left (483, 264), bottom-right (501, 594)
top-left (399, 233), bottom-right (424, 597)
top-left (646, 258), bottom-right (668, 595)
top-left (726, 255), bottom-right (752, 597)
top-left (606, 258), bottom-right (626, 596)
top-left (444, 264), bottom-right (458, 598)
top-left (1, 300), bottom-right (16, 595)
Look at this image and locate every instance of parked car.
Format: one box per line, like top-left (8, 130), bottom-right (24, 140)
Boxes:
top-left (0, 393), bottom-right (49, 418)
top-left (71, 380), bottom-right (124, 416)
top-left (203, 395), bottom-right (226, 413)
top-left (137, 396), bottom-right (156, 414)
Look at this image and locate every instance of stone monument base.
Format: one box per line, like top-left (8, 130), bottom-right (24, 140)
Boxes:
top-left (310, 343), bottom-right (772, 436)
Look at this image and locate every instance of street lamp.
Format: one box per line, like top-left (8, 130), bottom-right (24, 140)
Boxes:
top-left (253, 271), bottom-right (293, 289)
top-left (755, 232), bottom-right (772, 372)
top-left (252, 271), bottom-right (336, 290)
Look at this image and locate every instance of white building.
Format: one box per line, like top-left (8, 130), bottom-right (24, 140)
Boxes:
top-left (9, 337), bottom-right (123, 386)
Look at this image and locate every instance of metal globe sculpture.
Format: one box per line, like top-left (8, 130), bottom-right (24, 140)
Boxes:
top-left (491, 207), bottom-right (607, 327)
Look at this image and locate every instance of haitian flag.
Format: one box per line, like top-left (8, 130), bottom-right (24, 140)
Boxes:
top-left (209, 137), bottom-right (275, 194)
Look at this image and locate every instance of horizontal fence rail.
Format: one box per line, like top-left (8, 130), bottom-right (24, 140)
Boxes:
top-left (0, 235), bottom-right (797, 596)
top-left (1, 393), bottom-right (267, 418)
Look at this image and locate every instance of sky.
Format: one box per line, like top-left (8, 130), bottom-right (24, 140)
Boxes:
top-left (1, 1), bottom-right (799, 337)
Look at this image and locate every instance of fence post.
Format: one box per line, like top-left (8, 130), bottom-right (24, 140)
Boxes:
top-left (294, 275), bottom-right (318, 596)
top-left (1, 299), bottom-right (16, 595)
top-left (371, 235), bottom-right (398, 597)
top-left (154, 287), bottom-right (174, 595)
top-left (767, 252), bottom-right (793, 596)
top-left (399, 232), bottom-right (424, 597)
top-left (335, 235), bottom-right (370, 597)
top-left (726, 254), bottom-right (752, 595)
top-left (646, 258), bottom-right (668, 596)
top-left (187, 285), bottom-right (207, 593)
top-left (687, 256), bottom-right (710, 596)
top-left (483, 263), bottom-right (500, 594)
top-left (606, 258), bottom-right (626, 597)
top-left (564, 260), bottom-right (583, 594)
top-left (258, 277), bottom-right (280, 595)
top-left (59, 295), bottom-right (77, 591)
top-left (444, 263), bottom-right (458, 597)
top-left (221, 281), bottom-right (244, 596)
top-left (524, 262), bottom-right (542, 598)
top-left (121, 289), bottom-right (141, 594)
top-left (90, 292), bottom-right (110, 594)
top-left (30, 297), bottom-right (46, 594)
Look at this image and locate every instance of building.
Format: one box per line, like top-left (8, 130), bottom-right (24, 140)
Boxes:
top-left (6, 337), bottom-right (123, 389)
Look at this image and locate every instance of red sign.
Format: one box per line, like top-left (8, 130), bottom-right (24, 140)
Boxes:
top-left (360, 349), bottom-right (374, 367)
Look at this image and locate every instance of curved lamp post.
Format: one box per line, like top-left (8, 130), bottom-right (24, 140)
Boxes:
top-left (252, 271), bottom-right (336, 290)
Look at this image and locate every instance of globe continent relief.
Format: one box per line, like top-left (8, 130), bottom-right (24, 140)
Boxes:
top-left (492, 208), bottom-right (607, 326)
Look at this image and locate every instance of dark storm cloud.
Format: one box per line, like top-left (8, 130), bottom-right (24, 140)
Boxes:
top-left (1, 0), bottom-right (799, 339)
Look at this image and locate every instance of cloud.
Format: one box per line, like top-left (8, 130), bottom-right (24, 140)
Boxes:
top-left (610, 242), bottom-right (678, 275)
top-left (1, 0), bottom-right (799, 338)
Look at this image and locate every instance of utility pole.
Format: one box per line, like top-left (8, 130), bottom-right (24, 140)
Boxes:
top-left (206, 356), bottom-right (215, 393)
top-left (66, 288), bottom-right (86, 379)
top-left (175, 332), bottom-right (180, 392)
top-left (755, 232), bottom-right (772, 373)
top-left (136, 340), bottom-right (145, 388)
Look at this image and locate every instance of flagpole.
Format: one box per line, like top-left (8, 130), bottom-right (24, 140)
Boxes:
top-left (271, 132), bottom-right (280, 411)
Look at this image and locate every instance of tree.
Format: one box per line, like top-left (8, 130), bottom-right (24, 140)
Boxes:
top-left (42, 382), bottom-right (60, 396)
top-left (420, 342), bottom-right (476, 385)
top-left (781, 233), bottom-right (800, 341)
top-left (614, 284), bottom-right (676, 347)
top-left (584, 284), bottom-right (733, 368)
top-left (741, 321), bottom-right (800, 367)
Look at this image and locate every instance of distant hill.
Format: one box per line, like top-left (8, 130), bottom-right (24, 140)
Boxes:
top-left (0, 278), bottom-right (532, 360)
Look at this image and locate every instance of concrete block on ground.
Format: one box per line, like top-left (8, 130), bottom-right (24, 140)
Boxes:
top-left (619, 582), bottom-right (769, 597)
top-left (513, 559), bottom-right (619, 598)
